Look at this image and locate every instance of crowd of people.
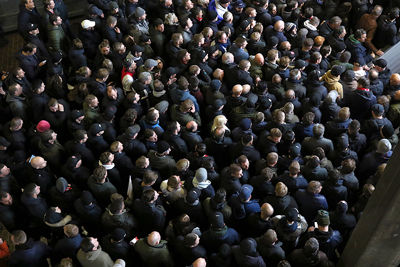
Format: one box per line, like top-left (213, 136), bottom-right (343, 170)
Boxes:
top-left (0, 0), bottom-right (399, 266)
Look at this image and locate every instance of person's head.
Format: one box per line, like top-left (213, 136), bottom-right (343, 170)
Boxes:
top-left (63, 224), bottom-right (79, 238)
top-left (266, 152), bottom-right (279, 166)
top-left (49, 14), bottom-right (62, 26)
top-left (11, 230), bottom-right (27, 245)
top-left (328, 16), bottom-right (342, 29)
top-left (142, 188), bottom-right (158, 203)
top-left (307, 180), bottom-right (322, 194)
top-left (313, 124), bottom-right (325, 138)
top-left (274, 20), bottom-right (285, 32)
top-left (143, 170), bottom-right (158, 185)
top-left (341, 158), bottom-right (356, 174)
top-left (147, 231), bottom-right (161, 246)
top-left (275, 182), bottom-right (288, 197)
top-left (263, 229), bottom-right (278, 245)
top-left (371, 5), bottom-right (383, 18)
top-left (348, 119), bottom-right (361, 135)
top-left (136, 156), bottom-right (149, 169)
top-left (269, 128), bottom-right (282, 143)
top-left (289, 160), bottom-right (300, 176)
top-left (338, 107), bottom-right (350, 121)
top-left (93, 166), bottom-right (107, 182)
top-left (229, 163), bottom-right (243, 178)
top-left (261, 202), bottom-right (274, 219)
top-left (80, 237), bottom-right (99, 252)
top-left (354, 28), bottom-right (367, 43)
top-left (30, 156), bottom-right (47, 169)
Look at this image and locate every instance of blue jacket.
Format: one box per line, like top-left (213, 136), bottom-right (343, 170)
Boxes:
top-left (228, 44), bottom-right (249, 64)
top-left (345, 34), bottom-right (373, 66)
top-left (295, 190), bottom-right (328, 223)
top-left (169, 88), bottom-right (200, 112)
top-left (229, 194), bottom-right (261, 220)
top-left (54, 234), bottom-right (83, 260)
top-left (201, 226), bottom-right (240, 252)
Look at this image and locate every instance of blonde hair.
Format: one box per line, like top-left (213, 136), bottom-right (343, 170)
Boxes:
top-left (211, 115), bottom-right (229, 133)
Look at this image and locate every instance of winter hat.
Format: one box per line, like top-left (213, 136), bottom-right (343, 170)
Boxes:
top-left (337, 135), bottom-right (349, 149)
top-left (135, 7), bottom-right (146, 18)
top-left (109, 1), bottom-right (119, 10)
top-left (56, 177), bottom-right (68, 193)
top-left (111, 228), bottom-right (126, 241)
top-left (184, 233), bottom-right (198, 247)
top-left (268, 36), bottom-right (279, 47)
top-left (44, 207), bottom-right (63, 224)
top-left (326, 90), bottom-right (339, 102)
top-left (132, 44), bottom-right (144, 53)
top-left (71, 109), bottom-right (84, 120)
top-left (0, 137), bottom-right (10, 147)
top-left (232, 0), bottom-right (245, 8)
top-left (194, 168), bottom-right (208, 182)
top-left (381, 124), bottom-right (395, 138)
top-left (36, 120), bottom-right (51, 133)
top-left (316, 210), bottom-right (330, 226)
top-left (295, 59), bottom-right (308, 69)
top-left (27, 23), bottom-right (38, 31)
top-left (286, 208), bottom-right (299, 222)
top-left (155, 101), bottom-right (169, 113)
top-left (126, 125), bottom-right (141, 137)
top-left (186, 188), bottom-right (200, 204)
top-left (81, 190), bottom-right (95, 205)
top-left (239, 184), bottom-right (253, 201)
top-left (81, 19), bottom-right (95, 29)
top-left (239, 19), bottom-right (251, 30)
top-left (88, 5), bottom-right (103, 16)
top-left (103, 105), bottom-right (117, 121)
top-left (290, 143), bottom-right (301, 156)
top-left (240, 238), bottom-right (258, 256)
top-left (213, 98), bottom-right (226, 109)
top-left (144, 59), bottom-right (158, 69)
top-left (208, 10), bottom-right (218, 21)
top-left (210, 79), bottom-right (222, 91)
top-left (377, 138), bottom-right (392, 154)
top-left (285, 22), bottom-right (296, 32)
top-left (157, 141), bottom-right (170, 153)
top-left (336, 201), bottom-right (348, 213)
top-left (374, 58), bottom-right (387, 68)
top-left (304, 237), bottom-right (319, 256)
top-left (89, 123), bottom-right (104, 135)
top-left (211, 211), bottom-right (225, 229)
top-left (372, 104), bottom-right (384, 116)
top-left (240, 118), bottom-right (252, 130)
top-left (342, 70), bottom-right (355, 82)
top-left (331, 65), bottom-right (345, 76)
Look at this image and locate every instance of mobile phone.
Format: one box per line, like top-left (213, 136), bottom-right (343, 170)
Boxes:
top-left (129, 237), bottom-right (139, 245)
top-left (314, 222), bottom-right (318, 228)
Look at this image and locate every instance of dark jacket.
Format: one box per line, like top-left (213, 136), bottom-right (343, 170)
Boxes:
top-left (295, 190), bottom-right (328, 224)
top-left (134, 238), bottom-right (174, 267)
top-left (9, 239), bottom-right (51, 267)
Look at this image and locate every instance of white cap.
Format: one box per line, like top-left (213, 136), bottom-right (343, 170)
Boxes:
top-left (81, 20), bottom-right (95, 29)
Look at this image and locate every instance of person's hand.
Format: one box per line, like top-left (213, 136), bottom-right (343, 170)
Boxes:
top-left (58, 103), bottom-right (64, 112)
top-left (308, 226), bottom-right (315, 232)
top-left (0, 238), bottom-right (3, 245)
top-left (115, 27), bottom-right (120, 33)
top-left (39, 60), bottom-right (47, 67)
top-left (190, 105), bottom-right (196, 113)
top-left (376, 50), bottom-right (384, 56)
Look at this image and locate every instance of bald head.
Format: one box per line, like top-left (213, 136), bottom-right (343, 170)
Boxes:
top-left (192, 258), bottom-right (207, 267)
top-left (147, 231), bottom-right (161, 246)
top-left (213, 68), bottom-right (224, 80)
top-left (222, 52), bottom-right (234, 64)
top-left (254, 53), bottom-right (264, 65)
top-left (232, 84), bottom-right (243, 96)
top-left (186, 120), bottom-right (198, 132)
top-left (31, 156), bottom-right (46, 169)
top-left (274, 20), bottom-right (284, 32)
top-left (390, 73), bottom-right (400, 86)
top-left (261, 203), bottom-right (274, 219)
top-left (242, 84), bottom-right (251, 94)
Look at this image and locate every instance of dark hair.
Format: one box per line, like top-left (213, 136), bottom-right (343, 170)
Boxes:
top-left (80, 238), bottom-right (94, 252)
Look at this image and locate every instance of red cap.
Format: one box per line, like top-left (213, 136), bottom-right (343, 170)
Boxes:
top-left (36, 120), bottom-right (51, 133)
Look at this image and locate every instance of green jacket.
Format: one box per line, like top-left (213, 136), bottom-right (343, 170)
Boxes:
top-left (134, 239), bottom-right (174, 267)
top-left (47, 24), bottom-right (65, 52)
